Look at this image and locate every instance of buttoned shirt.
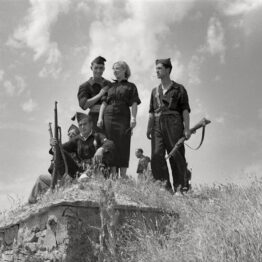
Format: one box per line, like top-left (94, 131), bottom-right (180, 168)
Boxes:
top-left (78, 77), bottom-right (111, 110)
top-left (102, 80), bottom-right (141, 106)
top-left (149, 81), bottom-right (191, 115)
top-left (62, 131), bottom-right (114, 161)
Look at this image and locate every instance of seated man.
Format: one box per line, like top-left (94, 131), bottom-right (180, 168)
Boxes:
top-left (28, 113), bottom-right (115, 204)
top-left (28, 124), bottom-right (80, 204)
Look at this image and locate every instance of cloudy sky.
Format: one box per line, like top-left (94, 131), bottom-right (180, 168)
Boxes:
top-left (0, 0), bottom-right (262, 210)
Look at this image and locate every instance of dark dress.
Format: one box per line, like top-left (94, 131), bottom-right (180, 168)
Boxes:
top-left (102, 80), bottom-right (141, 167)
top-left (77, 77), bottom-right (111, 133)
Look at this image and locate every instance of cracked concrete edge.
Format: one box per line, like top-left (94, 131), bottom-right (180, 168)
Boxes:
top-left (0, 200), bottom-right (177, 231)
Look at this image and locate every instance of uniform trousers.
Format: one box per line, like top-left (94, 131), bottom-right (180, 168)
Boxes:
top-left (151, 114), bottom-right (187, 191)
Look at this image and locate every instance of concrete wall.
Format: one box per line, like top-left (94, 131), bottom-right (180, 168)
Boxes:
top-left (0, 201), bottom-right (176, 262)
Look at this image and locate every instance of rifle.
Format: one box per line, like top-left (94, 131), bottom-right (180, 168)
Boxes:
top-left (51, 101), bottom-right (68, 189)
top-left (166, 117), bottom-right (211, 160)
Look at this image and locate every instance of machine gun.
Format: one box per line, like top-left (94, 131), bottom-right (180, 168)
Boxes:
top-left (50, 101), bottom-right (68, 189)
top-left (166, 117), bottom-right (211, 160)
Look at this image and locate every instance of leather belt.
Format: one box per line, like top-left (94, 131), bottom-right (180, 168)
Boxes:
top-left (153, 111), bottom-right (180, 117)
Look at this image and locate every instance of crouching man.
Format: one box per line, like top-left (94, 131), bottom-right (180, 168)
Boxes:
top-left (28, 112), bottom-right (115, 204)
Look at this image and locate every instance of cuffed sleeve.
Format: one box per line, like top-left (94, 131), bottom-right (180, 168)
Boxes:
top-left (179, 85), bottom-right (191, 113)
top-left (149, 89), bottom-right (155, 114)
top-left (77, 83), bottom-right (92, 110)
top-left (128, 83), bottom-right (141, 106)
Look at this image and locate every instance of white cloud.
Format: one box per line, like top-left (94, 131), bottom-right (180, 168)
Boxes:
top-left (81, 0), bottom-right (196, 77)
top-left (205, 17), bottom-right (226, 63)
top-left (3, 76), bottom-right (26, 97)
top-left (21, 98), bottom-right (38, 113)
top-left (187, 54), bottom-right (205, 86)
top-left (76, 1), bottom-right (90, 14)
top-left (192, 98), bottom-right (209, 118)
top-left (219, 0), bottom-right (262, 37)
top-left (0, 70), bottom-right (4, 81)
top-left (7, 0), bottom-right (71, 78)
top-left (77, 0), bottom-right (196, 118)
top-left (244, 163), bottom-right (262, 177)
top-left (258, 108), bottom-right (262, 120)
top-left (3, 81), bottom-right (16, 96)
top-left (14, 75), bottom-right (26, 95)
top-left (220, 0), bottom-right (262, 16)
top-left (214, 116), bottom-right (225, 124)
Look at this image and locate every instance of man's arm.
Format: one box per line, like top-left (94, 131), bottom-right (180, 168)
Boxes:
top-left (78, 86), bottom-right (106, 110)
top-left (93, 135), bottom-right (115, 163)
top-left (61, 138), bottom-right (78, 153)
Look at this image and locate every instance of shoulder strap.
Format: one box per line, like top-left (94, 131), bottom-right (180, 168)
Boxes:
top-left (155, 85), bottom-right (164, 109)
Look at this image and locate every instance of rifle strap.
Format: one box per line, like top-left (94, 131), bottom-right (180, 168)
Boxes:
top-left (185, 125), bottom-right (206, 150)
top-left (58, 127), bottom-right (69, 175)
top-left (155, 85), bottom-right (164, 109)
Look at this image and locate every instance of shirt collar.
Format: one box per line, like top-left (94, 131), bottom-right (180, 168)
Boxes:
top-left (88, 77), bottom-right (105, 86)
top-left (159, 81), bottom-right (178, 93)
top-left (114, 79), bottom-right (128, 83)
top-left (80, 130), bottom-right (94, 141)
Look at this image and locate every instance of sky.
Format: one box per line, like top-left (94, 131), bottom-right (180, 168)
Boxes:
top-left (0, 0), bottom-right (262, 210)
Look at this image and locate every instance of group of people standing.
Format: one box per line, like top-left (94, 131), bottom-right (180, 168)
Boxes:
top-left (78, 57), bottom-right (141, 178)
top-left (28, 55), bottom-right (191, 203)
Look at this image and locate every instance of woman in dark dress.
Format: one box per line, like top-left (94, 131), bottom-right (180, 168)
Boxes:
top-left (97, 61), bottom-right (141, 177)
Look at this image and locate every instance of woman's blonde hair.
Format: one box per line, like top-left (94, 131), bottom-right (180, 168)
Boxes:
top-left (113, 61), bottom-right (131, 79)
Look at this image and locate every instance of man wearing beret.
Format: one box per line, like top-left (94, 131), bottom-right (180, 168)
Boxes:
top-left (147, 58), bottom-right (191, 194)
top-left (77, 56), bottom-right (111, 133)
top-left (28, 114), bottom-right (115, 204)
top-left (28, 124), bottom-right (81, 204)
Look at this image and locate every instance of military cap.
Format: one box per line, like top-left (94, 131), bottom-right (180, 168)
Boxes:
top-left (67, 124), bottom-right (80, 134)
top-left (155, 58), bottom-right (172, 67)
top-left (91, 56), bottom-right (106, 65)
top-left (71, 112), bottom-right (91, 123)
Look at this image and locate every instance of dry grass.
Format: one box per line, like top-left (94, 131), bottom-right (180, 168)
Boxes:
top-left (118, 179), bottom-right (262, 262)
top-left (1, 174), bottom-right (262, 261)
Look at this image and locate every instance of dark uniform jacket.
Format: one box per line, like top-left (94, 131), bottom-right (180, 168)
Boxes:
top-left (63, 131), bottom-right (114, 160)
top-left (77, 77), bottom-right (111, 110)
top-left (149, 81), bottom-right (191, 115)
top-left (49, 132), bottom-right (115, 176)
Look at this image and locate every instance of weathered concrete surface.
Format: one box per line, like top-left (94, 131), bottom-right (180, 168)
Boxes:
top-left (0, 200), bottom-right (177, 262)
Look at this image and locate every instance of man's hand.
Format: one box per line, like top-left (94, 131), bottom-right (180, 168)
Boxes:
top-left (50, 138), bottom-right (58, 146)
top-left (146, 116), bottom-right (153, 140)
top-left (146, 130), bottom-right (152, 140)
top-left (94, 147), bottom-right (104, 163)
top-left (99, 86), bottom-right (109, 97)
top-left (130, 117), bottom-right (136, 129)
top-left (97, 119), bottom-right (103, 128)
top-left (184, 128), bottom-right (191, 140)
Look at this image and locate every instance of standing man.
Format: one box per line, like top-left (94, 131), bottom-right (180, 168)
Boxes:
top-left (135, 148), bottom-right (151, 179)
top-left (147, 58), bottom-right (191, 194)
top-left (77, 56), bottom-right (111, 133)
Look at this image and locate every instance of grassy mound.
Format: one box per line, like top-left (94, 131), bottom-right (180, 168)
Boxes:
top-left (1, 175), bottom-right (262, 261)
